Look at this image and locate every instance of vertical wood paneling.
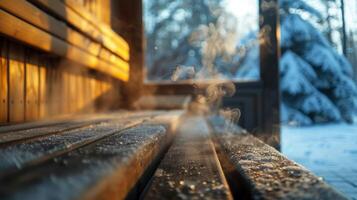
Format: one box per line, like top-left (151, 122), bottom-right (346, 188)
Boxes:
top-left (78, 74), bottom-right (84, 111)
top-left (53, 65), bottom-right (62, 115)
top-left (75, 73), bottom-right (80, 112)
top-left (25, 51), bottom-right (40, 121)
top-left (47, 63), bottom-right (61, 116)
top-left (0, 39), bottom-right (8, 123)
top-left (90, 76), bottom-right (96, 110)
top-left (1, 41), bottom-right (122, 124)
top-left (62, 70), bottom-right (70, 114)
top-left (69, 72), bottom-right (76, 113)
top-left (8, 43), bottom-right (25, 122)
top-left (99, 0), bottom-right (111, 25)
top-left (39, 61), bottom-right (47, 119)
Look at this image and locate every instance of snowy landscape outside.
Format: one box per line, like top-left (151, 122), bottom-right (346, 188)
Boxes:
top-left (144, 0), bottom-right (357, 198)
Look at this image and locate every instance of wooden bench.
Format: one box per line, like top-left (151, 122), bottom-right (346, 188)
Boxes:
top-left (0, 111), bottom-right (348, 200)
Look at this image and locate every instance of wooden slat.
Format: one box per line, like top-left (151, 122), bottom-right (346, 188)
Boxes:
top-left (29, 0), bottom-right (101, 41)
top-left (25, 51), bottom-right (40, 121)
top-left (30, 0), bottom-right (129, 61)
top-left (8, 43), bottom-right (25, 123)
top-left (0, 9), bottom-right (129, 81)
top-left (0, 110), bottom-right (146, 133)
top-left (46, 64), bottom-right (56, 116)
top-left (83, 75), bottom-right (90, 111)
top-left (0, 39), bottom-right (8, 123)
top-left (61, 0), bottom-right (130, 60)
top-left (0, 118), bottom-right (106, 144)
top-left (0, 0), bottom-right (120, 65)
top-left (0, 111), bottom-right (181, 200)
top-left (208, 116), bottom-right (347, 200)
top-left (0, 112), bottom-right (161, 174)
top-left (144, 116), bottom-right (232, 199)
top-left (61, 70), bottom-right (70, 114)
top-left (38, 62), bottom-right (47, 119)
top-left (98, 0), bottom-right (111, 25)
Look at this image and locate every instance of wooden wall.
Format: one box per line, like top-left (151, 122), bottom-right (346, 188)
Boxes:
top-left (73, 0), bottom-right (111, 24)
top-left (0, 0), bottom-right (130, 125)
top-left (0, 37), bottom-right (122, 125)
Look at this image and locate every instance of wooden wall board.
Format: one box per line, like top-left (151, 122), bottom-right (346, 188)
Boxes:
top-left (0, 39), bottom-right (8, 123)
top-left (68, 73), bottom-right (76, 113)
top-left (61, 0), bottom-right (130, 60)
top-left (38, 61), bottom-right (47, 119)
top-left (30, 0), bottom-right (101, 41)
top-left (8, 43), bottom-right (25, 123)
top-left (0, 9), bottom-right (129, 81)
top-left (77, 74), bottom-right (84, 112)
top-left (0, 0), bottom-right (101, 57)
top-left (25, 51), bottom-right (40, 121)
top-left (61, 70), bottom-right (70, 114)
top-left (30, 0), bottom-right (129, 61)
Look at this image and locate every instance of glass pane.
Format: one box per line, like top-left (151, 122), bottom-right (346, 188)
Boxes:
top-left (143, 0), bottom-right (260, 82)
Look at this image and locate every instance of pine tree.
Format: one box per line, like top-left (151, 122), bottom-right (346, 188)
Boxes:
top-left (279, 0), bottom-right (357, 124)
top-left (237, 0), bottom-right (357, 125)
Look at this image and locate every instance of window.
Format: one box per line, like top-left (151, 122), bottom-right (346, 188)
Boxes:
top-left (143, 0), bottom-right (260, 82)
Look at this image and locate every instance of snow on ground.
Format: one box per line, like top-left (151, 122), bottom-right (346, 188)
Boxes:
top-left (282, 123), bottom-right (357, 199)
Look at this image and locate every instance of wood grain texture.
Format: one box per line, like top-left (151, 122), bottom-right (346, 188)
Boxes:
top-left (30, 0), bottom-right (101, 41)
top-left (8, 43), bottom-right (25, 123)
top-left (0, 111), bottom-right (180, 200)
top-left (38, 63), bottom-right (47, 119)
top-left (144, 117), bottom-right (233, 200)
top-left (0, 9), bottom-right (128, 81)
top-left (0, 0), bottom-right (104, 60)
top-left (62, 70), bottom-right (70, 114)
top-left (61, 0), bottom-right (130, 60)
top-left (68, 73), bottom-right (76, 113)
top-left (208, 116), bottom-right (347, 200)
top-left (29, 0), bottom-right (129, 61)
top-left (0, 39), bottom-right (8, 123)
top-left (25, 51), bottom-right (40, 121)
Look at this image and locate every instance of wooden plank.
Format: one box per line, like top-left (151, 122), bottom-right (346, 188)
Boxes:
top-left (0, 0), bottom-right (101, 58)
top-left (0, 110), bottom-right (143, 133)
top-left (0, 111), bottom-right (181, 200)
top-left (208, 116), bottom-right (347, 200)
top-left (0, 9), bottom-right (129, 81)
top-left (144, 117), bottom-right (232, 200)
top-left (68, 72), bottom-right (76, 113)
top-left (61, 70), bottom-right (70, 114)
top-left (30, 0), bottom-right (101, 41)
top-left (133, 95), bottom-right (191, 110)
top-left (61, 0), bottom-right (130, 60)
top-left (0, 39), bottom-right (8, 123)
top-left (0, 118), bottom-right (106, 144)
top-left (74, 75), bottom-right (79, 111)
top-left (0, 112), bottom-right (160, 173)
top-left (46, 64), bottom-right (55, 116)
top-left (8, 43), bottom-right (25, 123)
top-left (25, 51), bottom-right (40, 121)
top-left (30, 0), bottom-right (129, 61)
top-left (98, 0), bottom-right (111, 25)
top-left (38, 62), bottom-right (47, 119)
top-left (85, 76), bottom-right (93, 112)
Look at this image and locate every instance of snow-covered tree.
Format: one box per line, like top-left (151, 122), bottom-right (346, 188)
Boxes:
top-left (237, 0), bottom-right (357, 124)
top-left (280, 0), bottom-right (357, 124)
